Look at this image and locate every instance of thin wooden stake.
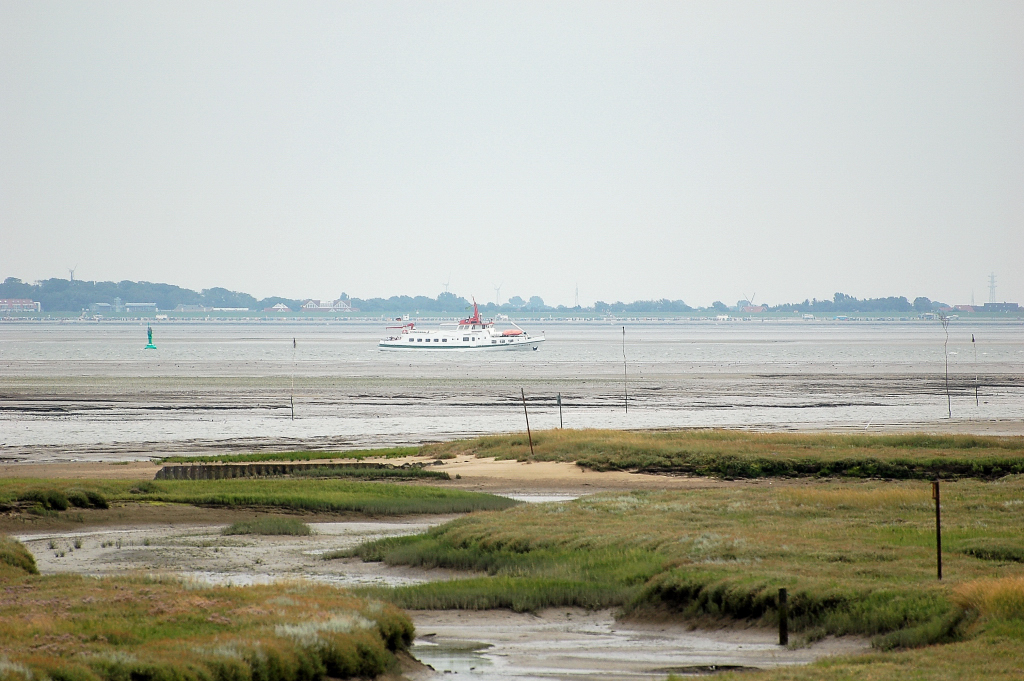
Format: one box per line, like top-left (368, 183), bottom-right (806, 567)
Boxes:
top-left (972, 333), bottom-right (979, 407)
top-left (557, 393), bottom-right (563, 429)
top-left (940, 315), bottom-right (951, 418)
top-left (778, 588), bottom-right (789, 646)
top-left (291, 337), bottom-right (296, 420)
top-left (933, 480), bottom-right (942, 580)
top-left (522, 389), bottom-right (534, 457)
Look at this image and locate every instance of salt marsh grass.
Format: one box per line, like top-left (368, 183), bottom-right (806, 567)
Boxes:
top-left (425, 429), bottom-right (1024, 480)
top-left (0, 478), bottom-right (515, 516)
top-left (0, 538), bottom-right (413, 681)
top-left (348, 478), bottom-right (1024, 649)
top-left (0, 535), bottom-right (38, 575)
top-left (290, 466), bottom-right (450, 481)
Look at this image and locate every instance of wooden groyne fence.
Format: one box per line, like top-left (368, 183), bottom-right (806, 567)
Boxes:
top-left (154, 462), bottom-right (422, 481)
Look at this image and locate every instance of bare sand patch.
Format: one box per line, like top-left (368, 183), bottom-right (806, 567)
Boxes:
top-left (0, 459), bottom-right (162, 480)
top-left (422, 456), bottom-right (733, 494)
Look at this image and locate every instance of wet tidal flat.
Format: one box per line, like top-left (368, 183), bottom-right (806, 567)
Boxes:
top-left (2, 320), bottom-right (1023, 462)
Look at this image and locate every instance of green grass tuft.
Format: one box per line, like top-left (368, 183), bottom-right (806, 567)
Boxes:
top-left (17, 488), bottom-right (70, 511)
top-left (0, 535), bottom-right (39, 575)
top-left (224, 517), bottom-right (313, 536)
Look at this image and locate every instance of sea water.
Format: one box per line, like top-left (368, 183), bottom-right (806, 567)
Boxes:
top-left (1, 319), bottom-right (1021, 461)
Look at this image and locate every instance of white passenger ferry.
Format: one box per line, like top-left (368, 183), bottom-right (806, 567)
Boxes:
top-left (379, 301), bottom-right (545, 351)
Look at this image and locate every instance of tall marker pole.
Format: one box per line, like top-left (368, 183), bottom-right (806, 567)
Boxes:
top-left (778, 588), bottom-right (789, 646)
top-left (521, 389), bottom-right (535, 457)
top-left (940, 315), bottom-right (951, 419)
top-left (932, 480), bottom-right (942, 580)
top-left (291, 337), bottom-right (296, 421)
top-left (972, 334), bottom-right (979, 407)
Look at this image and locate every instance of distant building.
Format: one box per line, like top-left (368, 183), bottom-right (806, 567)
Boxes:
top-left (954, 305), bottom-right (976, 312)
top-left (0, 298), bottom-right (41, 312)
top-left (124, 302), bottom-right (157, 313)
top-left (300, 298), bottom-right (358, 312)
top-left (982, 302), bottom-right (1019, 313)
top-left (90, 302), bottom-right (113, 313)
top-left (174, 304), bottom-right (208, 312)
top-left (265, 303), bottom-right (291, 312)
top-left (742, 305), bottom-right (767, 313)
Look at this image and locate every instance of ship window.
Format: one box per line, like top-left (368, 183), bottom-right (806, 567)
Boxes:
top-left (463, 337), bottom-right (469, 341)
top-left (417, 338), bottom-right (422, 342)
top-left (492, 340), bottom-right (496, 344)
top-left (442, 338), bottom-right (447, 342)
top-left (434, 338), bottom-right (439, 342)
top-left (408, 338), bottom-right (414, 342)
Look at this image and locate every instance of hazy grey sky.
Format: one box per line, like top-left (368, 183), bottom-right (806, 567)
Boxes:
top-left (2, 1), bottom-right (1022, 306)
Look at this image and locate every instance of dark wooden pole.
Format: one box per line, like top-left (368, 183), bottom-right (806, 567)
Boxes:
top-left (557, 393), bottom-right (563, 429)
top-left (778, 588), bottom-right (788, 645)
top-left (522, 389), bottom-right (535, 457)
top-left (933, 480), bottom-right (942, 580)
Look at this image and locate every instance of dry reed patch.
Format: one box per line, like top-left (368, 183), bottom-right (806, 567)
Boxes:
top-left (779, 486), bottom-right (930, 510)
top-left (954, 577), bottom-right (1024, 620)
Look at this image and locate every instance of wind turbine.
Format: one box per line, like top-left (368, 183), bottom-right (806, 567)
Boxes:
top-left (493, 282), bottom-right (503, 306)
top-left (68, 265), bottom-right (78, 282)
top-left (442, 273), bottom-right (451, 295)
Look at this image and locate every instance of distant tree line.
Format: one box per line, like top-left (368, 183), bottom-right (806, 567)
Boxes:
top-left (0, 278), bottom-right (271, 312)
top-left (769, 293), bottom-right (948, 315)
top-left (0, 277), bottom-right (952, 315)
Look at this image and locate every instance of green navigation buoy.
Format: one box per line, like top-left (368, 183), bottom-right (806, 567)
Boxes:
top-left (145, 324), bottom-right (157, 349)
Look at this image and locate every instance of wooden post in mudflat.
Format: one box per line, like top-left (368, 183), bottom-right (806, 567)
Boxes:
top-left (522, 388), bottom-right (535, 457)
top-left (557, 393), bottom-right (563, 429)
top-left (778, 588), bottom-right (788, 646)
top-left (933, 480), bottom-right (942, 580)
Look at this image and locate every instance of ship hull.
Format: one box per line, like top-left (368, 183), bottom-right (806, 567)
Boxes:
top-left (379, 337), bottom-right (544, 351)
